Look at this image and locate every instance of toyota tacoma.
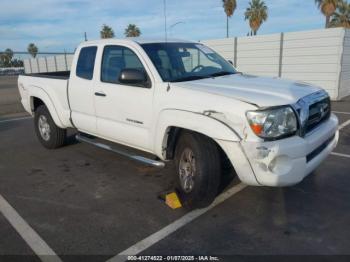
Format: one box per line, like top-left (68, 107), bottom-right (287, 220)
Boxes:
top-left (18, 39), bottom-right (339, 208)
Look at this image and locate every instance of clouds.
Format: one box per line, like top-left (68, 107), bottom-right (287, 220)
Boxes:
top-left (0, 0), bottom-right (324, 52)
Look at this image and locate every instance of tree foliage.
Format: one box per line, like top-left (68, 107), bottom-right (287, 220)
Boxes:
top-left (124, 24), bottom-right (141, 37)
top-left (100, 24), bottom-right (115, 39)
top-left (0, 48), bottom-right (23, 68)
top-left (245, 0), bottom-right (268, 35)
top-left (222, 0), bottom-right (237, 38)
top-left (0, 48), bottom-right (14, 67)
top-left (315, 0), bottom-right (339, 27)
top-left (27, 43), bottom-right (38, 58)
top-left (11, 58), bottom-right (24, 67)
top-left (222, 0), bottom-right (237, 17)
top-left (330, 0), bottom-right (350, 28)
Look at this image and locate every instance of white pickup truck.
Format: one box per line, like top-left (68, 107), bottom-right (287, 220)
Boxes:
top-left (18, 39), bottom-right (339, 208)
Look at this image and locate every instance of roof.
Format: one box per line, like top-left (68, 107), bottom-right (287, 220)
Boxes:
top-left (80, 38), bottom-right (196, 46)
top-left (131, 38), bottom-right (195, 44)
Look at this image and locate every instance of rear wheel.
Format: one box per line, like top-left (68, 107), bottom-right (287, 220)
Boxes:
top-left (174, 131), bottom-right (221, 209)
top-left (34, 105), bottom-right (66, 149)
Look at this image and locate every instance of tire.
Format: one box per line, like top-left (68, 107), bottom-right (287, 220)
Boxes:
top-left (174, 131), bottom-right (221, 209)
top-left (34, 105), bottom-right (66, 149)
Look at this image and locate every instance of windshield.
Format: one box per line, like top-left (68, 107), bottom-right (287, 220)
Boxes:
top-left (141, 42), bottom-right (237, 82)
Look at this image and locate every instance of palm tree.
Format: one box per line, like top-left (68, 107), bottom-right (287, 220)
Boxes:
top-left (27, 43), bottom-right (38, 58)
top-left (124, 24), bottom-right (141, 37)
top-left (100, 24), bottom-right (115, 39)
top-left (222, 0), bottom-right (237, 38)
top-left (244, 0), bottom-right (268, 36)
top-left (330, 0), bottom-right (350, 28)
top-left (315, 0), bottom-right (339, 28)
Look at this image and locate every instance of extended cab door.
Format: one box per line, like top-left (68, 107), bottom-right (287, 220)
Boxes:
top-left (94, 44), bottom-right (155, 151)
top-left (69, 45), bottom-right (98, 134)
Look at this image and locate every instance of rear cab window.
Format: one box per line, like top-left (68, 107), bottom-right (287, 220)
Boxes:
top-left (76, 46), bottom-right (97, 80)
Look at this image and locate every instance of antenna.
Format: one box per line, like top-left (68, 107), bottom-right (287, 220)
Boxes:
top-left (163, 0), bottom-right (168, 42)
top-left (84, 32), bottom-right (88, 41)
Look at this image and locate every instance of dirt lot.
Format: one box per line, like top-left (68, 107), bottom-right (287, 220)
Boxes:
top-left (0, 76), bottom-right (350, 261)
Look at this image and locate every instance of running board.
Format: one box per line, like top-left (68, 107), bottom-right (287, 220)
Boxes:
top-left (75, 134), bottom-right (165, 168)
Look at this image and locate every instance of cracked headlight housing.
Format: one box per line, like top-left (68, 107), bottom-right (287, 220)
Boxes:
top-left (246, 106), bottom-right (298, 140)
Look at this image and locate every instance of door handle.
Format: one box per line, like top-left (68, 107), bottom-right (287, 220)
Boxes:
top-left (95, 92), bottom-right (106, 97)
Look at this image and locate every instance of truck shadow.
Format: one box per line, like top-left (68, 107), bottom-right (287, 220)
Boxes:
top-left (65, 134), bottom-right (79, 146)
top-left (217, 154), bottom-right (236, 195)
top-left (64, 129), bottom-right (79, 146)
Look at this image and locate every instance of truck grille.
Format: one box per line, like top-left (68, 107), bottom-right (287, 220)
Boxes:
top-left (293, 90), bottom-right (331, 137)
top-left (305, 97), bottom-right (331, 133)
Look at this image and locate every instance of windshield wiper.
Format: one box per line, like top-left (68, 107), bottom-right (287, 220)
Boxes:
top-left (170, 75), bottom-right (207, 83)
top-left (170, 71), bottom-right (235, 82)
top-left (209, 71), bottom-right (235, 78)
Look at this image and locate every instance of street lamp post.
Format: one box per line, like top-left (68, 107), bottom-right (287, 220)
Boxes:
top-left (169, 21), bottom-right (185, 37)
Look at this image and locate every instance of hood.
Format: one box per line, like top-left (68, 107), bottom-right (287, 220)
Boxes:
top-left (171, 74), bottom-right (322, 108)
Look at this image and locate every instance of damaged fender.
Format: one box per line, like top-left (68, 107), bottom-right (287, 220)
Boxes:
top-left (153, 109), bottom-right (242, 158)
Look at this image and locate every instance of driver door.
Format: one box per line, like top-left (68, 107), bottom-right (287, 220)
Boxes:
top-left (94, 45), bottom-right (154, 151)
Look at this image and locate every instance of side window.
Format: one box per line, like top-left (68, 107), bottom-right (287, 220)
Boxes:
top-left (76, 46), bottom-right (97, 80)
top-left (101, 45), bottom-right (146, 84)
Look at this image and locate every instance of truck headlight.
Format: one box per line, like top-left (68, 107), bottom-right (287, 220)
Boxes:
top-left (246, 106), bottom-right (297, 139)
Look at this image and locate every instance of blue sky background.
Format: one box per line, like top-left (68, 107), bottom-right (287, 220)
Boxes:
top-left (0, 0), bottom-right (325, 53)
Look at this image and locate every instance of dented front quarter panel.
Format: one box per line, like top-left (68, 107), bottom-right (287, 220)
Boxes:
top-left (153, 83), bottom-right (258, 157)
top-left (239, 114), bottom-right (339, 186)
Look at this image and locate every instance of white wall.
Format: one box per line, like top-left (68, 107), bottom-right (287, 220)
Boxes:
top-left (23, 60), bottom-right (31, 73)
top-left (202, 34), bottom-right (282, 77)
top-left (38, 57), bottom-right (47, 73)
top-left (237, 33), bottom-right (281, 77)
top-left (66, 55), bottom-right (74, 70)
top-left (30, 58), bottom-right (39, 73)
top-left (202, 28), bottom-right (348, 100)
top-left (202, 38), bottom-right (236, 63)
top-left (46, 56), bottom-right (57, 72)
top-left (282, 28), bottom-right (344, 99)
top-left (23, 54), bottom-right (74, 74)
top-left (339, 29), bottom-right (350, 99)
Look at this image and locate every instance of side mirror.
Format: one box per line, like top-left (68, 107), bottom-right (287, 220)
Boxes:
top-left (119, 69), bottom-right (148, 87)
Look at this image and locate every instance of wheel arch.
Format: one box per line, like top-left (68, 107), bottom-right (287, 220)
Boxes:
top-left (154, 109), bottom-right (241, 160)
top-left (29, 89), bottom-right (64, 128)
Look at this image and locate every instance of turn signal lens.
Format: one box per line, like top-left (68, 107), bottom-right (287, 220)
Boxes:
top-left (250, 124), bottom-right (263, 135)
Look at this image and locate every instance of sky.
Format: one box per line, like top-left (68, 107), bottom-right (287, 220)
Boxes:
top-left (0, 0), bottom-right (325, 53)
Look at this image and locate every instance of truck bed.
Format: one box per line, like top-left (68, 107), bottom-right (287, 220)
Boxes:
top-left (24, 71), bottom-right (70, 80)
top-left (18, 72), bottom-right (72, 128)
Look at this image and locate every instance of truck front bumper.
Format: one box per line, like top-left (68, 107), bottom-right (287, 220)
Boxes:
top-left (217, 114), bottom-right (339, 187)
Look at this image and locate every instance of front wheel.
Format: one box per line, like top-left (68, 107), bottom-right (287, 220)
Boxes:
top-left (174, 132), bottom-right (221, 209)
top-left (34, 105), bottom-right (66, 149)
